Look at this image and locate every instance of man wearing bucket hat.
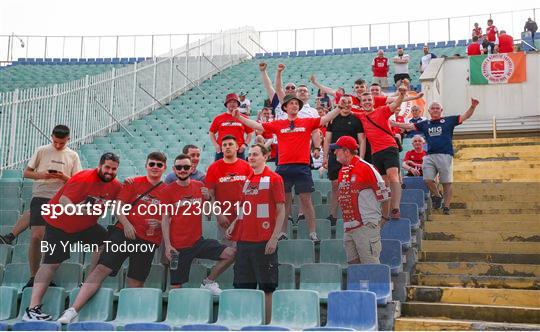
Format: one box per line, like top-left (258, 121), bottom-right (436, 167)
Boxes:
top-left (231, 94), bottom-right (341, 243)
top-left (209, 93), bottom-right (254, 161)
top-left (331, 136), bottom-right (389, 264)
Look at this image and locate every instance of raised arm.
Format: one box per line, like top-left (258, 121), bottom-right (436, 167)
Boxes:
top-left (320, 106), bottom-right (341, 126)
top-left (388, 85), bottom-right (407, 114)
top-left (259, 63), bottom-right (276, 101)
top-left (460, 98), bottom-right (479, 122)
top-left (390, 120), bottom-right (416, 131)
top-left (310, 74), bottom-right (337, 96)
top-left (275, 64), bottom-right (286, 103)
top-left (232, 109), bottom-right (264, 131)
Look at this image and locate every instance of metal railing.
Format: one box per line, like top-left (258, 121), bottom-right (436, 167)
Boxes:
top-left (0, 27), bottom-right (259, 171)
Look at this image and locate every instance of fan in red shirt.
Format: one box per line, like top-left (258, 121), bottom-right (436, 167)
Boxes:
top-left (467, 36), bottom-right (483, 56)
top-left (497, 31), bottom-right (514, 53)
top-left (372, 50), bottom-right (390, 89)
top-left (355, 85), bottom-right (407, 220)
top-left (209, 93), bottom-right (254, 161)
top-left (232, 94), bottom-right (340, 243)
top-left (403, 135), bottom-right (427, 177)
top-left (58, 152), bottom-right (169, 324)
top-left (206, 135), bottom-right (253, 243)
top-left (162, 154), bottom-right (236, 295)
top-left (472, 23), bottom-right (483, 38)
top-left (485, 19), bottom-right (498, 54)
top-left (26, 153), bottom-right (122, 322)
top-left (226, 143), bottom-right (285, 322)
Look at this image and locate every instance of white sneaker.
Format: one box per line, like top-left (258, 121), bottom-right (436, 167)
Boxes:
top-left (309, 232), bottom-right (321, 244)
top-left (57, 307), bottom-right (78, 324)
top-left (201, 279), bottom-right (223, 296)
top-left (22, 305), bottom-right (52, 321)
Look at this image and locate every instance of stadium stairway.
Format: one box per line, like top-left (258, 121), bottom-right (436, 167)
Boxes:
top-left (395, 136), bottom-right (540, 330)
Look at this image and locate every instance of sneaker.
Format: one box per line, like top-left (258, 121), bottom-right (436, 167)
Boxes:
top-left (57, 307), bottom-right (78, 324)
top-left (0, 233), bottom-right (15, 245)
top-left (277, 232), bottom-right (288, 241)
top-left (23, 304), bottom-right (52, 321)
top-left (390, 209), bottom-right (401, 220)
top-left (309, 232), bottom-right (321, 244)
top-left (288, 216), bottom-right (296, 226)
top-left (297, 214), bottom-right (305, 222)
top-left (22, 277), bottom-right (35, 290)
top-left (443, 207), bottom-right (450, 215)
top-left (431, 195), bottom-right (443, 209)
top-left (326, 215), bottom-right (337, 227)
top-left (201, 279), bottom-right (222, 296)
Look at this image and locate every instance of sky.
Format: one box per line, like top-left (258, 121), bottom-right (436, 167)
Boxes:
top-left (0, 0), bottom-right (537, 59)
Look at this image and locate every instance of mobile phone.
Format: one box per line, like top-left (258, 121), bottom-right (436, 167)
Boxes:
top-left (48, 170), bottom-right (58, 174)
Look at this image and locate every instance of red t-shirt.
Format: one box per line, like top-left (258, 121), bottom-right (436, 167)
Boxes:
top-left (391, 115), bottom-right (405, 135)
top-left (115, 176), bottom-right (167, 244)
top-left (44, 169), bottom-right (122, 233)
top-left (161, 180), bottom-right (205, 249)
top-left (498, 34), bottom-right (514, 53)
top-left (403, 149), bottom-right (426, 176)
top-left (354, 106), bottom-right (398, 153)
top-left (233, 167), bottom-right (285, 242)
top-left (262, 117), bottom-right (321, 165)
top-left (372, 57), bottom-right (389, 77)
top-left (205, 159), bottom-right (253, 220)
top-left (486, 25), bottom-right (498, 42)
top-left (335, 92), bottom-right (386, 112)
top-left (467, 43), bottom-right (482, 55)
top-left (472, 27), bottom-right (483, 38)
top-left (209, 112), bottom-right (254, 146)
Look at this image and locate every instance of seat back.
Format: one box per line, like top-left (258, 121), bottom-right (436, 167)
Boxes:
top-left (18, 287), bottom-right (67, 320)
top-left (166, 288), bottom-right (213, 325)
top-left (69, 288), bottom-right (114, 321)
top-left (277, 240), bottom-right (314, 268)
top-left (114, 288), bottom-right (162, 322)
top-left (300, 263), bottom-right (342, 299)
top-left (380, 218), bottom-right (411, 248)
top-left (277, 263), bottom-right (295, 290)
top-left (346, 264), bottom-right (391, 304)
top-left (326, 291), bottom-right (378, 330)
top-left (319, 240), bottom-right (347, 267)
top-left (380, 239), bottom-right (403, 274)
top-left (271, 290), bottom-right (320, 329)
top-left (0, 286), bottom-right (17, 320)
top-left (215, 289), bottom-right (265, 329)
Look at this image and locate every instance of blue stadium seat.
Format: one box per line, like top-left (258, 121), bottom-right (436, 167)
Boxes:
top-left (416, 43), bottom-right (425, 48)
top-left (381, 218), bottom-right (411, 248)
top-left (52, 58), bottom-right (61, 64)
top-left (401, 189), bottom-right (426, 215)
top-left (377, 46), bottom-right (387, 51)
top-left (289, 51), bottom-right (298, 57)
top-left (406, 44), bottom-right (415, 50)
top-left (298, 51), bottom-right (307, 57)
top-left (67, 322), bottom-right (115, 331)
top-left (304, 328), bottom-right (354, 331)
top-left (179, 324), bottom-right (229, 331)
top-left (387, 45), bottom-right (396, 52)
top-left (333, 49), bottom-right (343, 55)
top-left (124, 322), bottom-right (172, 331)
top-left (280, 52), bottom-right (289, 57)
top-left (95, 58), bottom-right (104, 64)
top-left (435, 41), bottom-right (446, 48)
top-left (255, 53), bottom-right (263, 58)
top-left (315, 49), bottom-right (324, 56)
top-left (400, 203), bottom-right (419, 229)
top-left (241, 326), bottom-right (290, 331)
top-left (380, 239), bottom-right (403, 275)
top-left (271, 52), bottom-right (280, 58)
top-left (12, 321), bottom-right (61, 331)
top-left (447, 40), bottom-right (456, 47)
top-left (0, 322), bottom-right (7, 331)
top-left (103, 58), bottom-right (112, 64)
top-left (120, 58), bottom-right (129, 64)
top-left (342, 48), bottom-right (351, 54)
top-left (137, 57), bottom-right (146, 62)
top-left (347, 264), bottom-right (392, 305)
top-left (325, 291), bottom-right (377, 330)
top-left (351, 47), bottom-right (360, 54)
top-left (128, 57), bottom-right (137, 63)
top-left (397, 44), bottom-right (405, 49)
top-left (307, 50), bottom-right (315, 56)
top-left (402, 176), bottom-right (429, 196)
top-left (427, 42), bottom-right (435, 47)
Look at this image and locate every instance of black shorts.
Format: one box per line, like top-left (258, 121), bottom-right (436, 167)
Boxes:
top-left (42, 224), bottom-right (107, 264)
top-left (372, 147), bottom-right (400, 175)
top-left (393, 73), bottom-right (411, 84)
top-left (233, 241), bottom-right (278, 293)
top-left (98, 228), bottom-right (157, 282)
top-left (276, 164), bottom-right (314, 194)
top-left (30, 197), bottom-right (50, 227)
top-left (170, 238), bottom-right (226, 285)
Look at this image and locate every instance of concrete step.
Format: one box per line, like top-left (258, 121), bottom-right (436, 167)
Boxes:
top-left (413, 274), bottom-right (540, 290)
top-left (419, 252), bottom-right (540, 264)
top-left (447, 183), bottom-right (540, 196)
top-left (454, 170), bottom-right (540, 182)
top-left (414, 262), bottom-right (540, 277)
top-left (448, 201), bottom-right (540, 210)
top-left (452, 193), bottom-right (540, 203)
top-left (455, 145), bottom-right (540, 158)
top-left (453, 161), bottom-right (540, 171)
top-left (406, 286), bottom-right (540, 307)
top-left (424, 230), bottom-right (540, 242)
top-left (453, 137), bottom-right (540, 148)
top-left (432, 207), bottom-right (540, 215)
top-left (424, 220), bottom-right (540, 233)
top-left (401, 302), bottom-right (540, 324)
top-left (395, 317), bottom-right (540, 331)
top-left (428, 214), bottom-right (539, 222)
top-left (421, 240), bottom-right (540, 255)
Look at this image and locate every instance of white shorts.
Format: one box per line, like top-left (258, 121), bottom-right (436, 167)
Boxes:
top-left (423, 154), bottom-right (454, 183)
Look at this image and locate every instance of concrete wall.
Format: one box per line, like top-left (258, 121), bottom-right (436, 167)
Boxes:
top-left (420, 53), bottom-right (540, 121)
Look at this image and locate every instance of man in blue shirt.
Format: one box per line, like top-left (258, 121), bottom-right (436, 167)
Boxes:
top-left (392, 98), bottom-right (479, 215)
top-left (165, 144), bottom-right (205, 183)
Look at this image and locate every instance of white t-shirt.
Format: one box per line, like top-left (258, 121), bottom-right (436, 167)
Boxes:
top-left (393, 54), bottom-right (410, 74)
top-left (239, 98), bottom-right (251, 114)
top-left (420, 54), bottom-right (435, 72)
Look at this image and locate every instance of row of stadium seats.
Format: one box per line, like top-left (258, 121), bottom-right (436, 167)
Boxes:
top-left (13, 57), bottom-right (149, 65)
top-left (0, 287), bottom-right (378, 330)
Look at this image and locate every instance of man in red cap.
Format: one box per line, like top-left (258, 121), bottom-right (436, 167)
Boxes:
top-left (332, 136), bottom-right (389, 264)
top-left (209, 93), bottom-right (254, 161)
top-left (232, 94), bottom-right (340, 243)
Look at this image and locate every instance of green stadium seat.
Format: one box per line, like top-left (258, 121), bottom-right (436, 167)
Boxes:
top-left (277, 240), bottom-right (314, 269)
top-left (183, 263), bottom-right (208, 288)
top-left (111, 288), bottom-right (163, 328)
top-left (0, 244), bottom-right (13, 265)
top-left (214, 265), bottom-right (234, 290)
top-left (215, 289), bottom-right (265, 329)
top-left (0, 210), bottom-right (20, 226)
top-left (319, 240), bottom-right (347, 268)
top-left (16, 287), bottom-right (67, 320)
top-left (297, 220), bottom-right (331, 240)
top-left (270, 290), bottom-right (320, 329)
top-left (55, 263), bottom-right (83, 292)
top-left (164, 288), bottom-right (213, 326)
top-left (0, 170), bottom-right (23, 179)
top-left (277, 263), bottom-right (295, 290)
top-left (69, 287), bottom-right (114, 321)
top-left (3, 263), bottom-right (30, 291)
top-left (143, 264), bottom-right (166, 290)
top-left (0, 286), bottom-right (18, 320)
top-left (300, 263), bottom-right (342, 300)
top-left (0, 198), bottom-right (22, 211)
top-left (10, 244), bottom-right (28, 263)
top-left (83, 264), bottom-right (124, 292)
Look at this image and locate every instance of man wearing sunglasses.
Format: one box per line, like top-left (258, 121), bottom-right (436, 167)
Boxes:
top-left (232, 94), bottom-right (340, 243)
top-left (164, 144), bottom-right (205, 184)
top-left (162, 154), bottom-right (236, 295)
top-left (57, 152), bottom-right (167, 324)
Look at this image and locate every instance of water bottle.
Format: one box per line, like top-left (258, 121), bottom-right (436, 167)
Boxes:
top-left (170, 250), bottom-right (179, 270)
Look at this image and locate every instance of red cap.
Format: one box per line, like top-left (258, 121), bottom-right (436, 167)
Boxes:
top-left (330, 136), bottom-right (359, 151)
top-left (224, 93), bottom-right (241, 107)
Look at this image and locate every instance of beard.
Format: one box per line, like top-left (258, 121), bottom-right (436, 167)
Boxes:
top-left (176, 173), bottom-right (190, 181)
top-left (97, 169), bottom-right (115, 182)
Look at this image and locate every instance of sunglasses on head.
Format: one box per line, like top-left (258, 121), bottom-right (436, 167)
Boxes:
top-left (148, 162), bottom-right (164, 168)
top-left (174, 165), bottom-right (191, 171)
top-left (285, 86), bottom-right (296, 90)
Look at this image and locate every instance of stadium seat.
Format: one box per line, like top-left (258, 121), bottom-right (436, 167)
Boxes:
top-left (325, 291), bottom-right (377, 330)
top-left (55, 263), bottom-right (83, 292)
top-left (12, 321), bottom-right (61, 331)
top-left (380, 239), bottom-right (403, 275)
top-left (241, 326), bottom-right (290, 331)
top-left (402, 176), bottom-right (429, 196)
top-left (277, 240), bottom-right (314, 269)
top-left (215, 289), bottom-right (265, 329)
top-left (277, 263), bottom-right (295, 290)
top-left (401, 189), bottom-right (426, 215)
top-left (202, 221), bottom-right (219, 239)
top-left (335, 219), bottom-right (344, 239)
top-left (164, 288), bottom-right (213, 326)
top-left (380, 218), bottom-right (412, 248)
top-left (0, 244), bottom-right (13, 265)
top-left (144, 264), bottom-right (166, 290)
top-left (0, 197), bottom-right (22, 211)
top-left (270, 290), bottom-right (320, 329)
top-left (347, 264), bottom-right (392, 305)
top-left (299, 263), bottom-right (342, 300)
top-left (400, 203), bottom-right (420, 229)
top-left (214, 265), bottom-right (234, 290)
top-left (178, 324), bottom-right (230, 331)
top-left (67, 322), bottom-right (115, 331)
top-left (304, 328), bottom-right (354, 331)
top-left (124, 322), bottom-right (172, 331)
top-left (83, 264), bottom-right (123, 292)
top-left (0, 170), bottom-right (22, 179)
top-left (15, 287), bottom-right (67, 321)
top-left (110, 288), bottom-right (162, 328)
top-left (3, 263), bottom-right (31, 291)
top-left (0, 286), bottom-right (18, 320)
top-left (11, 244), bottom-right (29, 263)
top-left (183, 263), bottom-right (208, 288)
top-left (68, 288), bottom-right (114, 321)
top-left (319, 239), bottom-right (347, 268)
top-left (297, 219), bottom-right (331, 240)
